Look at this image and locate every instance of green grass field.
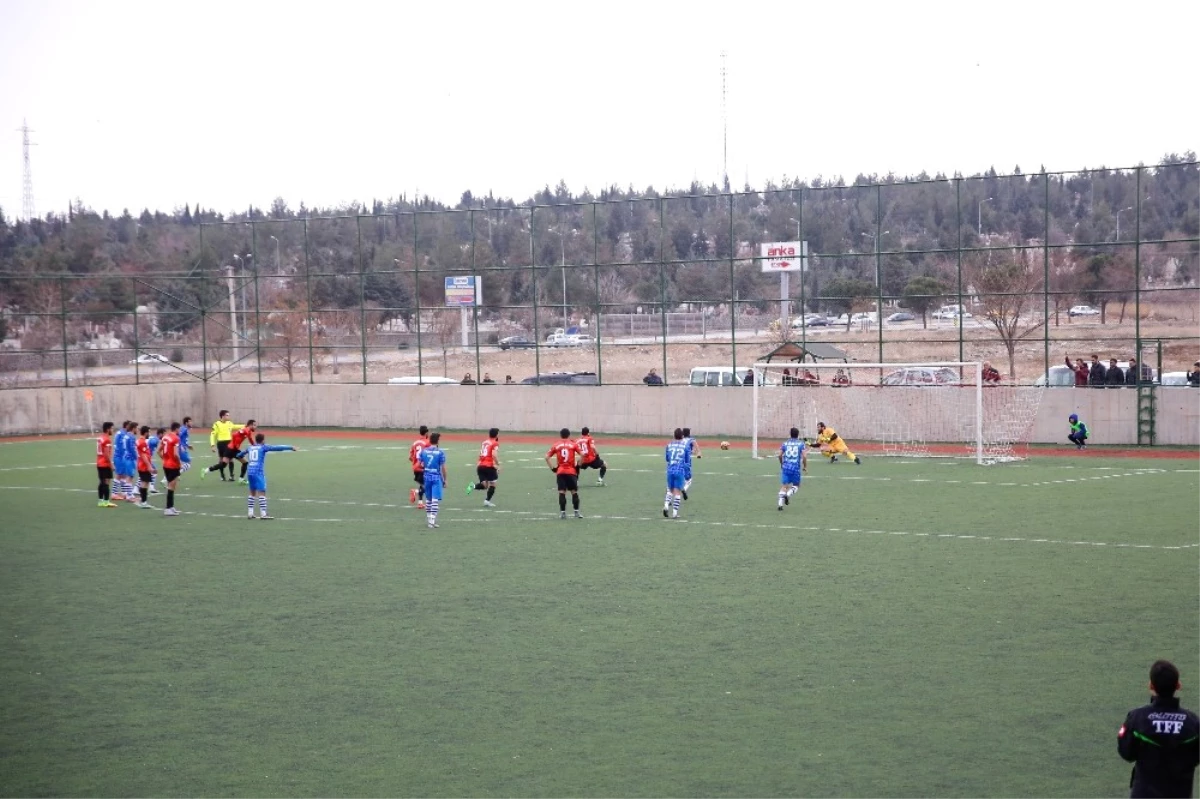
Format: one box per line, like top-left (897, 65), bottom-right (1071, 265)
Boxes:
top-left (0, 432), bottom-right (1197, 798)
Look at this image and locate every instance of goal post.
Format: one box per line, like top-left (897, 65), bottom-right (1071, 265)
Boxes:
top-left (749, 361), bottom-right (1044, 464)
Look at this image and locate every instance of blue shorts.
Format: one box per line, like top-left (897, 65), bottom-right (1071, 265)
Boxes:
top-left (179, 451), bottom-right (191, 464)
top-left (666, 472), bottom-right (686, 491)
top-left (781, 468), bottom-right (801, 486)
top-left (423, 480), bottom-right (443, 501)
top-left (248, 474), bottom-right (266, 492)
top-left (116, 458), bottom-right (133, 475)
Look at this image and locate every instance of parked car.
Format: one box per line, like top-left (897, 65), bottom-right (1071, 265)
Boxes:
top-left (498, 335), bottom-right (535, 350)
top-left (129, 353), bottom-right (170, 364)
top-left (544, 331), bottom-right (592, 347)
top-left (885, 312), bottom-right (915, 323)
top-left (1160, 371), bottom-right (1190, 387)
top-left (881, 366), bottom-right (963, 386)
top-left (1068, 305), bottom-right (1100, 317)
top-left (520, 371), bottom-right (599, 385)
top-left (931, 307), bottom-right (973, 320)
top-left (790, 314), bottom-right (829, 329)
top-left (387, 376), bottom-right (459, 385)
top-left (688, 365), bottom-right (765, 387)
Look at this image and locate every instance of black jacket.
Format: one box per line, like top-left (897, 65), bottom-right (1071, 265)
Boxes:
top-left (1118, 695), bottom-right (1200, 798)
top-left (1090, 361), bottom-right (1108, 385)
top-left (1107, 365), bottom-right (1127, 386)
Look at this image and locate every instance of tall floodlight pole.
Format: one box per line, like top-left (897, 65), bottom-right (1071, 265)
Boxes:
top-left (18, 120), bottom-right (36, 221)
top-left (1115, 206), bottom-right (1133, 241)
top-left (226, 265), bottom-right (240, 363)
top-left (978, 197), bottom-right (993, 237)
top-left (862, 231), bottom-right (889, 324)
top-left (548, 226), bottom-right (573, 327)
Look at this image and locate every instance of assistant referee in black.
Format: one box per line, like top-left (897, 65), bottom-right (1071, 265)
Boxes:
top-left (1118, 659), bottom-right (1200, 798)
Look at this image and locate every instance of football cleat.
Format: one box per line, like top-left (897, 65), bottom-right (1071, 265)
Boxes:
top-left (465, 482), bottom-right (475, 495)
top-left (559, 511), bottom-right (567, 519)
top-left (854, 456), bottom-right (862, 465)
top-left (829, 455), bottom-right (838, 463)
top-left (260, 515), bottom-right (275, 520)
top-left (483, 500), bottom-right (496, 508)
top-left (681, 489), bottom-right (688, 501)
top-left (163, 507), bottom-right (180, 516)
top-left (409, 488), bottom-right (418, 504)
top-left (137, 502), bottom-right (153, 509)
top-left (574, 511), bottom-right (583, 519)
top-left (784, 494), bottom-right (789, 505)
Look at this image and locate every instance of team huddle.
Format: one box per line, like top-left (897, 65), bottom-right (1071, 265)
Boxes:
top-left (94, 411), bottom-right (297, 519)
top-left (94, 415), bottom-right (861, 523)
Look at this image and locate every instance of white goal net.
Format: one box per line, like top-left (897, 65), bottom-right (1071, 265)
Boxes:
top-left (749, 362), bottom-right (1045, 464)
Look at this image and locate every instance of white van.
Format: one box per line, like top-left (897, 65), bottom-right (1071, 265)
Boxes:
top-left (688, 365), bottom-right (760, 387)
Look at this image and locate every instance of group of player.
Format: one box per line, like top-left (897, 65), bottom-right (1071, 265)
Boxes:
top-left (398, 420), bottom-right (863, 526)
top-left (405, 425), bottom-right (611, 527)
top-left (94, 410), bottom-right (297, 519)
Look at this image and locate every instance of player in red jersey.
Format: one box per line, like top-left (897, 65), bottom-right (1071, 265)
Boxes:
top-left (134, 426), bottom-right (155, 508)
top-left (545, 427), bottom-right (583, 519)
top-left (408, 425), bottom-right (430, 506)
top-left (228, 420), bottom-right (257, 485)
top-left (466, 428), bottom-right (501, 507)
top-left (158, 421), bottom-right (184, 517)
top-left (575, 426), bottom-right (608, 486)
top-left (95, 421), bottom-right (116, 507)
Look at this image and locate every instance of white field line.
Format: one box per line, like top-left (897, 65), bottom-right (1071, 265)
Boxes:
top-left (2, 485), bottom-right (1193, 551)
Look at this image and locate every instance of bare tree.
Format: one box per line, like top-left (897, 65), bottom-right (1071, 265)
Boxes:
top-left (967, 251), bottom-right (1047, 380)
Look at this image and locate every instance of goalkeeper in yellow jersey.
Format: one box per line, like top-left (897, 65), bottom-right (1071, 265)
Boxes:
top-left (814, 422), bottom-right (862, 465)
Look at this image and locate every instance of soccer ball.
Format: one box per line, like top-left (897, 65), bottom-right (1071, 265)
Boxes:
top-left (720, 441), bottom-right (730, 450)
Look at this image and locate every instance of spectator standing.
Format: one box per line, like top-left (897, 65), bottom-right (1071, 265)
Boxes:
top-left (482, 372), bottom-right (495, 384)
top-left (1065, 356), bottom-right (1089, 387)
top-left (743, 369), bottom-right (755, 387)
top-left (832, 369), bottom-right (851, 387)
top-left (1089, 354), bottom-right (1108, 387)
top-left (1117, 659), bottom-right (1199, 798)
top-left (1106, 358), bottom-right (1126, 387)
top-left (643, 368), bottom-right (663, 386)
top-left (461, 373), bottom-right (476, 385)
top-left (1188, 362), bottom-right (1200, 387)
top-left (1126, 359), bottom-right (1146, 386)
top-left (505, 375), bottom-right (514, 385)
top-left (781, 368), bottom-right (794, 386)
top-left (981, 362), bottom-right (1002, 384)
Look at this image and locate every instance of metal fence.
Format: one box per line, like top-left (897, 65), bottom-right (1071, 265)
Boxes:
top-left (1, 162), bottom-right (1197, 390)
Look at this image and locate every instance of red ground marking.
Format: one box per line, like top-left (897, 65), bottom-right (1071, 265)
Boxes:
top-left (268, 429), bottom-right (1199, 460)
top-left (3, 430), bottom-right (1196, 460)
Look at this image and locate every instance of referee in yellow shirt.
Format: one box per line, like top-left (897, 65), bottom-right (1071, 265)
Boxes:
top-left (201, 410), bottom-right (240, 481)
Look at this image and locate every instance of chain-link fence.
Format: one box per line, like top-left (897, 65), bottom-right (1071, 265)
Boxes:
top-left (2, 162), bottom-right (1197, 390)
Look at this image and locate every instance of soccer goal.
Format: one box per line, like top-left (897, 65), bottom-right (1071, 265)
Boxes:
top-left (749, 362), bottom-right (1045, 464)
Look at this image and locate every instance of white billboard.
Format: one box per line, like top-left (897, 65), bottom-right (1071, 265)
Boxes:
top-left (759, 241), bottom-right (808, 273)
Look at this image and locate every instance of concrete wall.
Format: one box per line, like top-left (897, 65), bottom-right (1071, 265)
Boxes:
top-left (2, 382), bottom-right (1196, 448)
top-left (0, 384), bottom-right (203, 437)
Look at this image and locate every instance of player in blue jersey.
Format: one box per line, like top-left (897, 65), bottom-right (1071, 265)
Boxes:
top-left (418, 432), bottom-right (448, 529)
top-left (147, 427), bottom-right (164, 494)
top-left (777, 427), bottom-right (808, 511)
top-left (234, 433), bottom-right (297, 520)
top-left (663, 428), bottom-right (689, 519)
top-left (114, 421), bottom-right (138, 502)
top-left (178, 416), bottom-right (194, 472)
top-left (680, 426), bottom-right (702, 500)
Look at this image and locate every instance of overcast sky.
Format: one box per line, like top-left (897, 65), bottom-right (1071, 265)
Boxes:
top-left (1, 0), bottom-right (1196, 218)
